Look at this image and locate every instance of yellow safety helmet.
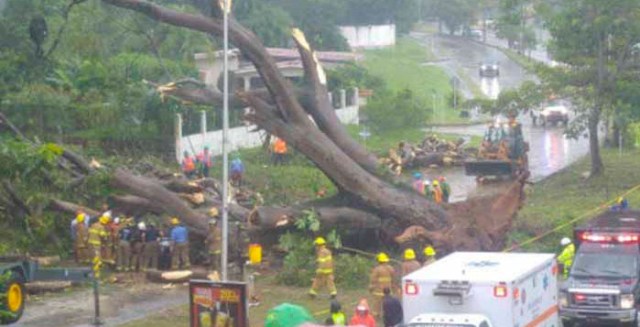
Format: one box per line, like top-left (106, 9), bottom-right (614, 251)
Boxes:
top-left (432, 180), bottom-right (440, 186)
top-left (377, 252), bottom-right (390, 263)
top-left (404, 248), bottom-right (416, 260)
top-left (99, 216), bottom-right (110, 225)
top-left (618, 197), bottom-right (625, 204)
top-left (171, 217), bottom-right (180, 225)
top-left (76, 213), bottom-right (85, 223)
top-left (424, 246), bottom-right (436, 257)
top-left (314, 237), bottom-right (326, 246)
top-left (209, 207), bottom-right (219, 217)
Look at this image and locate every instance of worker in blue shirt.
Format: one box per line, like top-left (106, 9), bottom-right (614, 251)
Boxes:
top-left (170, 217), bottom-right (190, 270)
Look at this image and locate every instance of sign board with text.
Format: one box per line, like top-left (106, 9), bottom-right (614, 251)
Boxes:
top-left (189, 280), bottom-right (248, 327)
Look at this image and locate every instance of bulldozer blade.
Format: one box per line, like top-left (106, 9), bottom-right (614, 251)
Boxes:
top-left (464, 160), bottom-right (515, 176)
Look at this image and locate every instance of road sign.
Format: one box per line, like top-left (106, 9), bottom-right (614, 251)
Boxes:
top-left (189, 280), bottom-right (248, 327)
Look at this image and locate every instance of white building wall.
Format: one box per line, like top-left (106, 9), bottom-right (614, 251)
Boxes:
top-left (176, 89), bottom-right (360, 160)
top-left (339, 24), bottom-right (396, 49)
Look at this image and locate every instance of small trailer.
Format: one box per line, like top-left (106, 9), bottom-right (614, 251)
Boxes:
top-left (0, 256), bottom-right (92, 325)
top-left (402, 252), bottom-right (559, 327)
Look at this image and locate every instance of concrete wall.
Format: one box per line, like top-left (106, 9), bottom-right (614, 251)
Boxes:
top-left (339, 24), bottom-right (396, 49)
top-left (176, 89), bottom-right (360, 161)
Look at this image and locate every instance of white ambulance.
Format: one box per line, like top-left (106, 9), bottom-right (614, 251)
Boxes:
top-left (402, 252), bottom-right (559, 327)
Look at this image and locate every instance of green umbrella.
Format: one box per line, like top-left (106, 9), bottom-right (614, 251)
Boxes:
top-left (264, 303), bottom-right (315, 327)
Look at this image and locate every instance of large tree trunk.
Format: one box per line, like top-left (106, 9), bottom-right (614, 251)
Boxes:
top-left (111, 168), bottom-right (209, 234)
top-left (102, 0), bottom-right (451, 236)
top-left (588, 112), bottom-right (604, 177)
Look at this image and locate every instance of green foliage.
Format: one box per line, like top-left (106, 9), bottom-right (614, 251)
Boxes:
top-left (368, 89), bottom-right (429, 132)
top-left (235, 0), bottom-right (294, 48)
top-left (339, 0), bottom-right (420, 34)
top-left (295, 209), bottom-right (321, 232)
top-left (327, 63), bottom-right (387, 94)
top-left (363, 38), bottom-right (465, 124)
top-left (333, 254), bottom-right (374, 289)
top-left (275, 232), bottom-right (316, 287)
top-left (511, 148), bottom-right (640, 251)
top-left (428, 0), bottom-right (479, 35)
top-left (276, 232), bottom-right (371, 289)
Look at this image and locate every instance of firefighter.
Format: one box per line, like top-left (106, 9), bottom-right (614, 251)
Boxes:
top-left (557, 237), bottom-right (575, 278)
top-left (369, 252), bottom-right (396, 318)
top-left (309, 237), bottom-right (337, 298)
top-left (401, 249), bottom-right (421, 276)
top-left (439, 176), bottom-right (451, 203)
top-left (88, 215), bottom-right (110, 263)
top-left (205, 208), bottom-right (222, 272)
top-left (423, 246), bottom-right (437, 267)
top-left (142, 222), bottom-right (160, 271)
top-left (116, 220), bottom-right (133, 272)
top-left (98, 213), bottom-right (114, 265)
top-left (432, 180), bottom-right (443, 204)
top-left (74, 213), bottom-right (90, 264)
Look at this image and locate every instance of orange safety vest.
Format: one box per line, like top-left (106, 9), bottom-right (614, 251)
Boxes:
top-left (432, 187), bottom-right (443, 204)
top-left (273, 139), bottom-right (288, 154)
top-left (182, 157), bottom-right (195, 172)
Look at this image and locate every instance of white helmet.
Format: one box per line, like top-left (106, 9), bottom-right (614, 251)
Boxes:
top-left (114, 217), bottom-right (120, 224)
top-left (138, 222), bottom-right (146, 230)
top-left (560, 237), bottom-right (571, 246)
top-left (103, 211), bottom-right (112, 219)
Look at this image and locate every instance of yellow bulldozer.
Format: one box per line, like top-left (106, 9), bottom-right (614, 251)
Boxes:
top-left (464, 116), bottom-right (529, 179)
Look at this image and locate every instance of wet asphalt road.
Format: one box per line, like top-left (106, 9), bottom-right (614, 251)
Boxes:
top-left (413, 34), bottom-right (589, 202)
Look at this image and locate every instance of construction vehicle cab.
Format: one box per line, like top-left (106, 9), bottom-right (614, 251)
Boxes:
top-left (0, 257), bottom-right (91, 325)
top-left (560, 210), bottom-right (640, 326)
top-left (464, 115), bottom-right (529, 179)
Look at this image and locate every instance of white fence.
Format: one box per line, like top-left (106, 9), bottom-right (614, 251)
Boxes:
top-left (339, 24), bottom-right (396, 49)
top-left (176, 89), bottom-right (360, 161)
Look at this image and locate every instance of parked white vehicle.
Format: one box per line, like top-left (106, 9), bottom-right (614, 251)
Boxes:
top-left (402, 252), bottom-right (559, 327)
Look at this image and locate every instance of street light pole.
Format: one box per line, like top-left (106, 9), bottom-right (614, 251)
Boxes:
top-left (221, 0), bottom-right (230, 282)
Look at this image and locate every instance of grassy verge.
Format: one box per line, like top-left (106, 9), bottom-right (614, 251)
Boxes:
top-left (121, 274), bottom-right (369, 327)
top-left (346, 125), bottom-right (481, 157)
top-left (362, 38), bottom-right (467, 124)
top-left (213, 127), bottom-right (480, 205)
top-left (510, 148), bottom-right (640, 252)
top-left (499, 48), bottom-right (538, 73)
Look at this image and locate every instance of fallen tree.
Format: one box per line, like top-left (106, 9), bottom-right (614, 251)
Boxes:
top-left (90, 0), bottom-right (530, 251)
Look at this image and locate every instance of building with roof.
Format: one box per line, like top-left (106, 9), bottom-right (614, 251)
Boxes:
top-left (194, 48), bottom-right (363, 92)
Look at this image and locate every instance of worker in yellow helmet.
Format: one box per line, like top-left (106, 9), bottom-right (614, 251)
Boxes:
top-left (88, 215), bottom-right (110, 264)
top-left (309, 237), bottom-right (337, 298)
top-left (557, 237), bottom-right (575, 279)
top-left (74, 213), bottom-right (90, 264)
top-left (431, 180), bottom-right (443, 204)
top-left (423, 246), bottom-right (437, 267)
top-left (369, 252), bottom-right (396, 318)
top-left (401, 249), bottom-right (421, 276)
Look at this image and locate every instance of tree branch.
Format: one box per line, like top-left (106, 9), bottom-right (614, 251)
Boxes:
top-left (44, 0), bottom-right (89, 59)
top-left (291, 29), bottom-right (378, 171)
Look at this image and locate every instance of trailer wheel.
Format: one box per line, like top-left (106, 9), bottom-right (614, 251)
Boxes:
top-left (0, 272), bottom-right (26, 325)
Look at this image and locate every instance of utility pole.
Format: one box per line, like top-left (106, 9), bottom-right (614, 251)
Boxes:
top-left (221, 0), bottom-right (230, 282)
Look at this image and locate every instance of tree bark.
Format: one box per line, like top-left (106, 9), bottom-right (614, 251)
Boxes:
top-left (111, 168), bottom-right (209, 234)
top-left (291, 32), bottom-right (378, 171)
top-left (249, 206), bottom-right (381, 230)
top-left (588, 110), bottom-right (604, 176)
top-left (49, 199), bottom-right (100, 217)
